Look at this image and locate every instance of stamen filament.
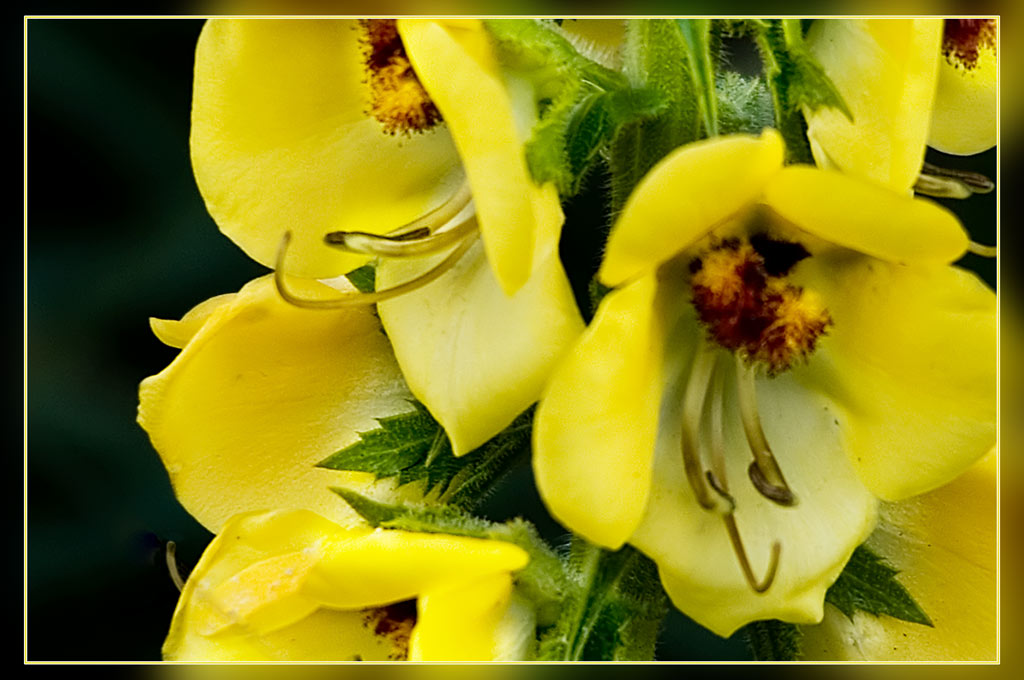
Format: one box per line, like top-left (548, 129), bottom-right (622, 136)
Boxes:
top-left (274, 231), bottom-right (477, 308)
top-left (166, 540), bottom-right (185, 592)
top-left (708, 358), bottom-right (728, 490)
top-left (921, 161), bottom-right (995, 193)
top-left (324, 180), bottom-right (473, 256)
top-left (735, 356), bottom-right (796, 506)
top-left (722, 515), bottom-right (781, 593)
top-left (967, 241), bottom-right (998, 258)
top-left (680, 342), bottom-right (719, 510)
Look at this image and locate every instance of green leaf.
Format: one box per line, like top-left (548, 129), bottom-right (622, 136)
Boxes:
top-left (318, 403), bottom-right (532, 508)
top-left (344, 262), bottom-right (376, 293)
top-left (676, 19), bottom-right (718, 136)
top-left (825, 545), bottom-right (933, 627)
top-left (716, 71), bottom-right (775, 136)
top-left (609, 19), bottom-right (700, 214)
top-left (748, 18), bottom-right (852, 163)
top-left (537, 538), bottom-right (667, 661)
top-left (331, 487), bottom-right (567, 625)
top-left (743, 619), bottom-right (803, 660)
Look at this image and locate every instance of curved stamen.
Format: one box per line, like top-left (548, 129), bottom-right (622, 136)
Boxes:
top-left (325, 215), bottom-right (477, 258)
top-left (274, 231), bottom-right (477, 309)
top-left (722, 514), bottom-right (781, 594)
top-left (324, 180), bottom-right (473, 256)
top-left (735, 356), bottom-right (796, 506)
top-left (681, 341), bottom-right (720, 510)
top-left (921, 161), bottom-right (994, 193)
top-left (166, 540), bottom-right (185, 592)
top-left (967, 241), bottom-right (998, 258)
top-left (708, 357), bottom-right (728, 488)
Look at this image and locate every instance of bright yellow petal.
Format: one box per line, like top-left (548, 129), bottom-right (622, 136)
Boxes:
top-left (399, 19), bottom-right (563, 296)
top-left (599, 129), bottom-right (785, 287)
top-left (929, 32), bottom-right (997, 155)
top-left (533, 273), bottom-right (666, 549)
top-left (377, 234), bottom-right (583, 456)
top-left (763, 166), bottom-right (967, 264)
top-left (629, 319), bottom-right (877, 638)
top-left (800, 451), bottom-right (996, 660)
top-left (410, 572), bottom-right (519, 661)
top-left (150, 293), bottom-right (236, 349)
top-left (165, 510), bottom-right (414, 661)
top-left (805, 19), bottom-right (942, 193)
top-left (796, 255), bottom-right (996, 501)
top-left (137, 275), bottom-right (414, 532)
top-left (191, 19), bottom-right (462, 278)
top-left (306, 528), bottom-right (529, 609)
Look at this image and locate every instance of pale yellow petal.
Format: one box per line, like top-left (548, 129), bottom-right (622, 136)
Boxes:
top-left (795, 255), bottom-right (996, 500)
top-left (599, 129), bottom-right (785, 287)
top-left (410, 572), bottom-right (518, 661)
top-left (150, 293), bottom-right (236, 349)
top-left (400, 19), bottom-right (557, 295)
top-left (191, 19), bottom-right (462, 278)
top-left (805, 19), bottom-right (942, 193)
top-left (137, 275), bottom-right (413, 532)
top-left (533, 273), bottom-right (666, 549)
top-left (630, 319), bottom-right (877, 638)
top-left (763, 166), bottom-right (967, 264)
top-left (929, 35), bottom-right (997, 155)
top-left (377, 234), bottom-right (583, 456)
top-left (801, 451), bottom-right (996, 660)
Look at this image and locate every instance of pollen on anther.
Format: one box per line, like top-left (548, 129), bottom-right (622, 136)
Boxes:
top-left (942, 19), bottom-right (996, 71)
top-left (359, 19), bottom-right (442, 135)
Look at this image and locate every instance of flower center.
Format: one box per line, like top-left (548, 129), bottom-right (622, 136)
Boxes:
top-left (360, 19), bottom-right (442, 135)
top-left (942, 19), bottom-right (996, 72)
top-left (689, 236), bottom-right (831, 375)
top-left (360, 599), bottom-right (417, 661)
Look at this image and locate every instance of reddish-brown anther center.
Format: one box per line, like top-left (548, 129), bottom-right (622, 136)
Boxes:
top-left (942, 19), bottom-right (996, 71)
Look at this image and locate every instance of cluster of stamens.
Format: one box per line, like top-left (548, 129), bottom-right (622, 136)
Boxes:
top-left (942, 19), bottom-right (996, 72)
top-left (360, 600), bottom-right (417, 660)
top-left (690, 236), bottom-right (831, 375)
top-left (679, 234), bottom-right (834, 593)
top-left (359, 19), bottom-right (442, 135)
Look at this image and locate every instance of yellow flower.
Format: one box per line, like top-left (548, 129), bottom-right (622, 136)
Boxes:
top-left (533, 129), bottom-right (995, 637)
top-left (800, 450), bottom-right (996, 660)
top-left (189, 18), bottom-right (583, 456)
top-left (164, 508), bottom-right (535, 661)
top-left (804, 19), bottom-right (996, 192)
top-left (137, 275), bottom-right (420, 532)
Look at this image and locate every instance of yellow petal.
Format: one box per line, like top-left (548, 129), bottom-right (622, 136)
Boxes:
top-left (629, 319), bottom-right (877, 638)
top-left (410, 572), bottom-right (519, 661)
top-left (399, 19), bottom-right (562, 295)
top-left (191, 19), bottom-right (462, 278)
top-left (599, 129), bottom-right (785, 287)
top-left (763, 165), bottom-right (967, 264)
top-left (137, 275), bottom-right (414, 532)
top-left (150, 293), bottom-right (236, 349)
top-left (796, 255), bottom-right (996, 501)
top-left (800, 451), bottom-right (996, 660)
top-left (165, 510), bottom-right (405, 661)
top-left (306, 529), bottom-right (529, 609)
top-left (805, 19), bottom-right (943, 193)
top-left (377, 234), bottom-right (583, 456)
top-left (928, 32), bottom-right (997, 155)
top-left (533, 273), bottom-right (666, 549)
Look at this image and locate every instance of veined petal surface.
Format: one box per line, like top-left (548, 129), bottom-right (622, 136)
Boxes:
top-left (138, 275), bottom-right (413, 532)
top-left (796, 254), bottom-right (996, 501)
top-left (191, 19), bottom-right (462, 278)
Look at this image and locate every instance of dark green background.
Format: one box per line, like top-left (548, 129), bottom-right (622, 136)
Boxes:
top-left (25, 18), bottom-right (996, 661)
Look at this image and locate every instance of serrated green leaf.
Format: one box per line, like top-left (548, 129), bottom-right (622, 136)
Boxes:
top-left (331, 487), bottom-right (566, 624)
top-left (319, 403), bottom-right (532, 508)
top-left (743, 619), bottom-right (803, 660)
top-left (717, 71), bottom-right (775, 136)
top-left (344, 262), bottom-right (376, 293)
top-left (825, 545), bottom-right (933, 627)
